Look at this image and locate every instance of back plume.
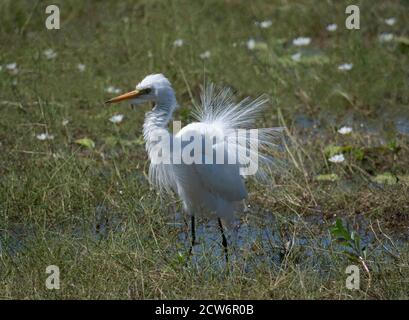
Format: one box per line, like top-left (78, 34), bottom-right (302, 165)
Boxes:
top-left (192, 84), bottom-right (285, 181)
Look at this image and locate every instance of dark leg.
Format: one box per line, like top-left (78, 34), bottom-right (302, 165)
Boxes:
top-left (188, 215), bottom-right (195, 256)
top-left (218, 218), bottom-right (228, 263)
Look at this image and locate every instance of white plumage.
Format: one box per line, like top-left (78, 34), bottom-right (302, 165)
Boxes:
top-left (106, 74), bottom-right (282, 256)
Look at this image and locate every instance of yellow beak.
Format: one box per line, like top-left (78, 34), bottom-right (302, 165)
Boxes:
top-left (105, 89), bottom-right (142, 104)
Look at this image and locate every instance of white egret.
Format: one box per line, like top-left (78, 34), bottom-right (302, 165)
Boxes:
top-left (106, 74), bottom-right (282, 260)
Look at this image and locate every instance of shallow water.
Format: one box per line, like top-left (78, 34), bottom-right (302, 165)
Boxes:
top-left (0, 224), bottom-right (36, 256)
top-left (1, 108), bottom-right (408, 260)
top-left (0, 205), bottom-right (405, 275)
top-left (172, 210), bottom-right (403, 271)
top-left (292, 107), bottom-right (409, 137)
top-left (395, 117), bottom-right (409, 135)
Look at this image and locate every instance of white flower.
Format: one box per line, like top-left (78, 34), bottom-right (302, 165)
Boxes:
top-left (292, 37), bottom-right (311, 46)
top-left (247, 38), bottom-right (256, 50)
top-left (77, 63), bottom-right (86, 72)
top-left (36, 133), bottom-right (54, 141)
top-left (384, 17), bottom-right (396, 26)
top-left (338, 126), bottom-right (352, 135)
top-left (258, 20), bottom-right (272, 29)
top-left (199, 51), bottom-right (211, 59)
top-left (328, 154), bottom-right (345, 163)
top-left (5, 62), bottom-right (18, 75)
top-left (5, 62), bottom-right (17, 70)
top-left (378, 33), bottom-right (394, 42)
top-left (326, 23), bottom-right (337, 32)
top-left (338, 63), bottom-right (353, 71)
top-left (44, 49), bottom-right (57, 60)
top-left (62, 119), bottom-right (69, 126)
top-left (173, 39), bottom-right (184, 47)
top-left (106, 86), bottom-right (121, 94)
top-left (0, 65), bottom-right (2, 72)
top-left (291, 52), bottom-right (302, 62)
top-left (109, 114), bottom-right (124, 124)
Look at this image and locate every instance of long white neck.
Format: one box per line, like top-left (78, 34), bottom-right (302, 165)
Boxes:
top-left (143, 91), bottom-right (177, 157)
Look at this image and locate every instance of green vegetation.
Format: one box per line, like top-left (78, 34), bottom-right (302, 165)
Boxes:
top-left (0, 0), bottom-right (408, 299)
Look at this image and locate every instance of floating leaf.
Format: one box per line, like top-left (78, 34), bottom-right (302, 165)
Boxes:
top-left (105, 136), bottom-right (144, 147)
top-left (394, 36), bottom-right (409, 46)
top-left (324, 144), bottom-right (352, 157)
top-left (120, 138), bottom-right (143, 147)
top-left (325, 145), bottom-right (365, 161)
top-left (395, 36), bottom-right (409, 53)
top-left (299, 49), bottom-right (330, 65)
top-left (75, 138), bottom-right (95, 149)
top-left (278, 48), bottom-right (329, 67)
top-left (316, 173), bottom-right (339, 182)
top-left (371, 172), bottom-right (398, 185)
top-left (253, 42), bottom-right (268, 50)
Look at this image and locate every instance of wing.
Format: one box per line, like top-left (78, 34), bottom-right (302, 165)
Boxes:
top-left (151, 83), bottom-right (284, 196)
top-left (148, 162), bottom-right (177, 193)
top-left (193, 151), bottom-right (248, 202)
top-left (174, 122), bottom-right (247, 201)
top-left (191, 84), bottom-right (284, 181)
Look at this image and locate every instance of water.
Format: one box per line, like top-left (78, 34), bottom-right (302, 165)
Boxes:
top-left (0, 204), bottom-right (125, 256)
top-left (1, 204), bottom-right (406, 276)
top-left (2, 109), bottom-right (408, 264)
top-left (292, 107), bottom-right (409, 137)
top-left (395, 117), bottom-right (409, 135)
top-left (170, 210), bottom-right (403, 272)
top-left (0, 223), bottom-right (36, 256)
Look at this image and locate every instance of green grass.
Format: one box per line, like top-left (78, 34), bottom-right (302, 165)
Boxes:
top-left (1, 0), bottom-right (409, 299)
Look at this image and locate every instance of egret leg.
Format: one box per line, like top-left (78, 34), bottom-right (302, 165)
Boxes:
top-left (188, 215), bottom-right (195, 256)
top-left (218, 218), bottom-right (228, 263)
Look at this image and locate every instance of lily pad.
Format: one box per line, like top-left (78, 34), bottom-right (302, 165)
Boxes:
top-left (316, 173), bottom-right (340, 182)
top-left (299, 49), bottom-right (330, 65)
top-left (324, 144), bottom-right (352, 157)
top-left (394, 36), bottom-right (409, 46)
top-left (371, 172), bottom-right (398, 185)
top-left (253, 42), bottom-right (268, 50)
top-left (104, 136), bottom-right (144, 147)
top-left (120, 138), bottom-right (144, 147)
top-left (75, 138), bottom-right (95, 149)
top-left (324, 144), bottom-right (365, 161)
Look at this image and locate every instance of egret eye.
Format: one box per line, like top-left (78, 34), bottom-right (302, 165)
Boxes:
top-left (140, 87), bottom-right (152, 95)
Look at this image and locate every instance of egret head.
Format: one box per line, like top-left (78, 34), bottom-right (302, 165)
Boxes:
top-left (105, 73), bottom-right (177, 109)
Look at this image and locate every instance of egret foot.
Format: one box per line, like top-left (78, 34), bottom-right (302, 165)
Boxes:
top-left (218, 218), bottom-right (228, 263)
top-left (188, 215), bottom-right (196, 256)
